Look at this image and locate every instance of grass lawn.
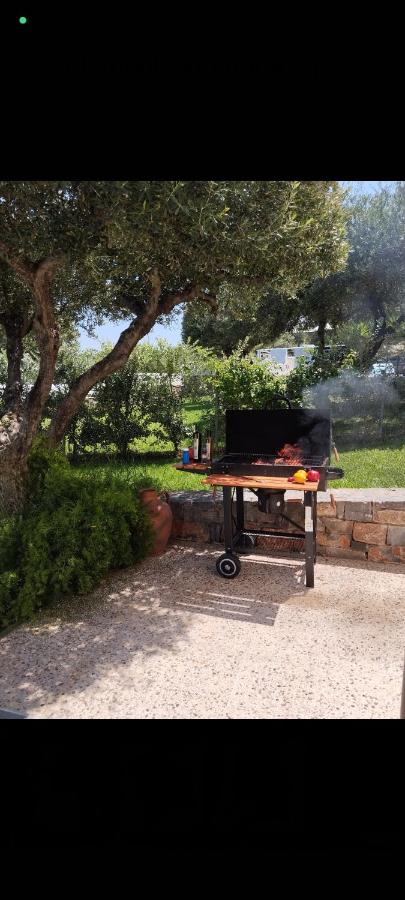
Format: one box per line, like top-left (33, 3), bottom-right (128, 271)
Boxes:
top-left (182, 399), bottom-right (213, 426)
top-left (73, 443), bottom-right (405, 492)
top-left (333, 445), bottom-right (405, 489)
top-left (74, 456), bottom-right (211, 492)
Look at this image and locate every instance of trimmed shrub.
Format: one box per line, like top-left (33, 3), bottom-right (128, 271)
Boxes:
top-left (0, 441), bottom-right (153, 629)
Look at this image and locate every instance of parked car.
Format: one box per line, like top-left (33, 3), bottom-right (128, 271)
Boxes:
top-left (256, 345), bottom-right (316, 374)
top-left (369, 361), bottom-right (396, 376)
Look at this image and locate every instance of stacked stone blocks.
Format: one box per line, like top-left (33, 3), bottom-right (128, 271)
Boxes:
top-left (168, 489), bottom-right (405, 563)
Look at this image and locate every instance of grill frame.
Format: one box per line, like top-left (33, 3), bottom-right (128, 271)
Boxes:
top-left (211, 408), bottom-right (339, 491)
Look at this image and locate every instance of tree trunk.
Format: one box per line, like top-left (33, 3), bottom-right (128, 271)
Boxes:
top-left (0, 254), bottom-right (62, 516)
top-left (359, 309), bottom-right (405, 371)
top-left (0, 308), bottom-right (32, 414)
top-left (317, 313), bottom-right (327, 351)
top-left (24, 261), bottom-right (60, 448)
top-left (71, 435), bottom-right (79, 460)
top-left (0, 424), bottom-right (27, 516)
top-left (3, 324), bottom-right (24, 413)
top-left (359, 314), bottom-right (388, 370)
top-left (0, 453), bottom-right (26, 515)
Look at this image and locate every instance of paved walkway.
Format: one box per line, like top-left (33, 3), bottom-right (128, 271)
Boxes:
top-left (1, 542), bottom-right (405, 718)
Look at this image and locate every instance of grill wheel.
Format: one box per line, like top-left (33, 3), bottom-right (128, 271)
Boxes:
top-left (216, 553), bottom-right (241, 579)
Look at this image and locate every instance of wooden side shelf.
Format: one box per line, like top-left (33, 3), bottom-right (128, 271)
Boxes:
top-left (202, 474), bottom-right (319, 491)
top-left (175, 462), bottom-right (212, 474)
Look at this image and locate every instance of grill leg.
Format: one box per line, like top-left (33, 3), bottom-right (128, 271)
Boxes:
top-left (313, 492), bottom-right (317, 564)
top-left (223, 486), bottom-right (234, 553)
top-left (304, 491), bottom-right (315, 588)
top-left (236, 488), bottom-right (244, 533)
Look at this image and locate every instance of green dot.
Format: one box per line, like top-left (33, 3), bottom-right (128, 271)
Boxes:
top-left (19, 16), bottom-right (27, 24)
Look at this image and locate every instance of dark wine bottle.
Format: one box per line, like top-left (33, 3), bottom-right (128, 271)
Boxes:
top-left (193, 427), bottom-right (201, 462)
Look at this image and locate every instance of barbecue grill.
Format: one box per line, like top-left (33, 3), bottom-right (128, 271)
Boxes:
top-left (205, 406), bottom-right (344, 587)
top-left (212, 408), bottom-right (340, 490)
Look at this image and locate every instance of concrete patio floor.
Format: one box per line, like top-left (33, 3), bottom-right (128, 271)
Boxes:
top-left (1, 541), bottom-right (405, 719)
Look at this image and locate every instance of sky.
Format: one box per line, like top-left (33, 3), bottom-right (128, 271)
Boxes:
top-left (79, 181), bottom-right (396, 350)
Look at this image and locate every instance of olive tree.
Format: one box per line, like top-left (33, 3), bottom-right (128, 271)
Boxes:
top-left (295, 183), bottom-right (405, 365)
top-left (0, 180), bottom-right (348, 513)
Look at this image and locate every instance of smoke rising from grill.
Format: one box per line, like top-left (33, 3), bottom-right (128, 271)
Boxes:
top-left (304, 371), bottom-right (400, 419)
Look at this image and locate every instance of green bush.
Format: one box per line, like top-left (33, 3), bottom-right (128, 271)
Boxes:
top-left (0, 441), bottom-right (153, 630)
top-left (211, 348), bottom-right (287, 411)
top-left (191, 346), bottom-right (287, 445)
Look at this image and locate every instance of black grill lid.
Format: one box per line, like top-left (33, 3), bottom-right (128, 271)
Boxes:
top-left (225, 409), bottom-right (331, 459)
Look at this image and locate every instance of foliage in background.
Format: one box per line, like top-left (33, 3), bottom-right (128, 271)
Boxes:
top-left (182, 287), bottom-right (308, 356)
top-left (27, 333), bottom-right (404, 460)
top-left (40, 338), bottom-right (371, 454)
top-left (210, 345), bottom-right (286, 410)
top-left (81, 359), bottom-right (150, 457)
top-left (285, 347), bottom-right (357, 406)
top-left (183, 344), bottom-right (288, 445)
top-left (296, 183), bottom-right (405, 366)
top-left (43, 338), bottom-right (217, 456)
top-left (0, 440), bottom-right (153, 629)
top-left (182, 183), bottom-right (405, 371)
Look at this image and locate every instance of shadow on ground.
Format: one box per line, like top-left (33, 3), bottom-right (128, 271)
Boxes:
top-left (0, 545), bottom-right (307, 716)
top-left (3, 542), bottom-right (404, 719)
top-left (0, 574), bottom-right (195, 716)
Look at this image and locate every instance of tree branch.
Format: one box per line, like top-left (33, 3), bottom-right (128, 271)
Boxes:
top-left (49, 275), bottom-right (220, 446)
top-left (48, 268), bottom-right (163, 444)
top-left (158, 284), bottom-right (218, 316)
top-left (22, 312), bottom-right (35, 338)
top-left (0, 239), bottom-right (35, 284)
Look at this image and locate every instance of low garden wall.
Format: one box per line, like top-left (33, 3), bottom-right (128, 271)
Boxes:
top-left (168, 488), bottom-right (405, 564)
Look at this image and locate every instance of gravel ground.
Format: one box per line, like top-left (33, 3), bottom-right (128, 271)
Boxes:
top-left (1, 541), bottom-right (405, 719)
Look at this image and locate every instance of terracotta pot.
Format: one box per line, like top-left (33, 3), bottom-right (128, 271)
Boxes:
top-left (139, 489), bottom-right (173, 556)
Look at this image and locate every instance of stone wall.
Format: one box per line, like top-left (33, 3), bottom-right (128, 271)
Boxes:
top-left (168, 488), bottom-right (405, 563)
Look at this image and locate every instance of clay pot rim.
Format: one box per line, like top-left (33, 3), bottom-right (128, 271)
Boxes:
top-left (139, 487), bottom-right (158, 498)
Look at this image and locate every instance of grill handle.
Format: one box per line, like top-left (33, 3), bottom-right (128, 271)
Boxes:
top-left (265, 392), bottom-right (292, 410)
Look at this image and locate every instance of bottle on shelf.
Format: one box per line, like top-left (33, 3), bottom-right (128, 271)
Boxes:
top-left (193, 426), bottom-right (202, 462)
top-left (205, 430), bottom-right (213, 463)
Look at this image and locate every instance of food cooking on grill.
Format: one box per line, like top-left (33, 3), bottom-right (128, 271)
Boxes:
top-left (275, 443), bottom-right (303, 465)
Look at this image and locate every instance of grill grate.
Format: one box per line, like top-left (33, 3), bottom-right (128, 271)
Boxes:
top-left (216, 453), bottom-right (326, 466)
